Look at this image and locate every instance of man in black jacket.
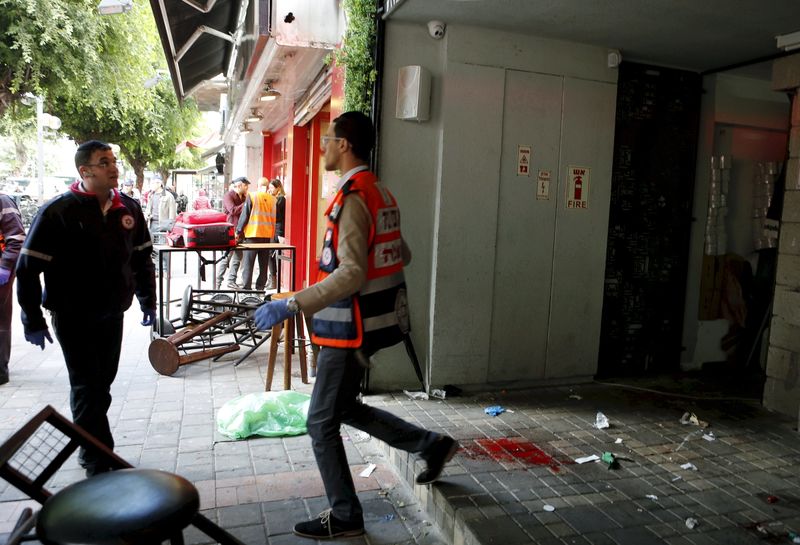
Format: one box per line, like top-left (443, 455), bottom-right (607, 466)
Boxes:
top-left (16, 140), bottom-right (156, 476)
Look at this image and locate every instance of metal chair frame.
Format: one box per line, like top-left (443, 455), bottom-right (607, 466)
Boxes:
top-left (0, 405), bottom-right (245, 545)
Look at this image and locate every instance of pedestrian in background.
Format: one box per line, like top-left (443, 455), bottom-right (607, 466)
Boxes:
top-left (254, 112), bottom-right (458, 540)
top-left (16, 140), bottom-right (156, 476)
top-left (144, 178), bottom-right (176, 236)
top-left (0, 194), bottom-right (25, 385)
top-left (192, 188), bottom-right (211, 210)
top-left (216, 177), bottom-right (249, 289)
top-left (236, 176), bottom-right (276, 291)
top-left (267, 178), bottom-right (286, 287)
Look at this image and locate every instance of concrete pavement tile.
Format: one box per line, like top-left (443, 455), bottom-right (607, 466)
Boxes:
top-left (605, 526), bottom-right (666, 544)
top-left (684, 489), bottom-right (747, 515)
top-left (218, 501), bottom-right (264, 528)
top-left (557, 505), bottom-right (621, 534)
top-left (464, 514), bottom-right (532, 545)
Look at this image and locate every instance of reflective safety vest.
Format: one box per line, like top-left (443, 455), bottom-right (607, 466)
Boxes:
top-left (312, 170), bottom-right (409, 351)
top-left (243, 191), bottom-right (277, 239)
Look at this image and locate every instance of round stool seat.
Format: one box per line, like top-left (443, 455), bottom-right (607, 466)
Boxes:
top-left (37, 468), bottom-right (199, 545)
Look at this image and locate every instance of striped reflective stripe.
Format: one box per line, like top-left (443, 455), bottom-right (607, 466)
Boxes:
top-left (314, 306), bottom-right (353, 323)
top-left (134, 240), bottom-right (153, 251)
top-left (21, 248), bottom-right (53, 262)
top-left (361, 271), bottom-right (405, 296)
top-left (363, 312), bottom-right (397, 331)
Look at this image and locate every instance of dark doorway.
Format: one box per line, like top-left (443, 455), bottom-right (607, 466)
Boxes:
top-left (598, 62), bottom-right (701, 376)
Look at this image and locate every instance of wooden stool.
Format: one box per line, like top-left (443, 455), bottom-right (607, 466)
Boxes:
top-left (266, 292), bottom-right (310, 390)
top-left (149, 310), bottom-right (240, 375)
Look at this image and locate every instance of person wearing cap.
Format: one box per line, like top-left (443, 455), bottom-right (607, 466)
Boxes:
top-left (236, 176), bottom-right (277, 291)
top-left (16, 140), bottom-right (156, 476)
top-left (216, 177), bottom-right (249, 289)
top-left (120, 179), bottom-right (140, 202)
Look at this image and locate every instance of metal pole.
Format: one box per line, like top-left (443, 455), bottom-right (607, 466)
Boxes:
top-left (36, 96), bottom-right (44, 206)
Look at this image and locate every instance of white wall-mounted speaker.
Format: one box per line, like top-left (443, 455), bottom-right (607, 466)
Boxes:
top-left (396, 65), bottom-right (431, 122)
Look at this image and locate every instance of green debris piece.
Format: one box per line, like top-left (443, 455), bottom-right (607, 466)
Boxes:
top-left (601, 451), bottom-right (620, 470)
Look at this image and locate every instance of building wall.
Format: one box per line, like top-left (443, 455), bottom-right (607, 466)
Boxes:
top-left (766, 54), bottom-right (800, 418)
top-left (371, 23), bottom-right (618, 390)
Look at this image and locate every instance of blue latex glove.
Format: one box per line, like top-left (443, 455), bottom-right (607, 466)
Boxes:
top-left (141, 309), bottom-right (156, 327)
top-left (0, 268), bottom-right (11, 286)
top-left (25, 329), bottom-right (53, 350)
top-left (253, 299), bottom-right (291, 330)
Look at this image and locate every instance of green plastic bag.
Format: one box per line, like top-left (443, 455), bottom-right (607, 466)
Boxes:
top-left (216, 391), bottom-right (311, 440)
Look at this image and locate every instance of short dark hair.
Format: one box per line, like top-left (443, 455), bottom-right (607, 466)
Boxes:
top-left (75, 140), bottom-right (112, 170)
top-left (333, 111), bottom-right (374, 162)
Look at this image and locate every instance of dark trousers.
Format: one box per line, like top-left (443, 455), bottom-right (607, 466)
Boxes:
top-left (307, 347), bottom-right (438, 523)
top-left (52, 312), bottom-right (124, 469)
top-left (240, 237), bottom-right (271, 290)
top-left (0, 274), bottom-right (13, 380)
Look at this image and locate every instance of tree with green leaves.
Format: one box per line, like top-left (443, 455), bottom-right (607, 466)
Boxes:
top-left (1, 0), bottom-right (203, 189)
top-left (335, 0), bottom-right (378, 114)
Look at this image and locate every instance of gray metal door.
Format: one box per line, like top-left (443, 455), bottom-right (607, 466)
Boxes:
top-left (489, 69), bottom-right (563, 380)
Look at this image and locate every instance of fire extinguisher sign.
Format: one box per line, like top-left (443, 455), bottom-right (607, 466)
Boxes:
top-left (566, 165), bottom-right (590, 209)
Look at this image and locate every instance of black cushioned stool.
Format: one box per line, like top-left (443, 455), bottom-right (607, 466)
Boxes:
top-left (37, 468), bottom-right (199, 545)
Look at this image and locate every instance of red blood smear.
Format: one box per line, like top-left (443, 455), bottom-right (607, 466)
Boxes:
top-left (461, 437), bottom-right (567, 473)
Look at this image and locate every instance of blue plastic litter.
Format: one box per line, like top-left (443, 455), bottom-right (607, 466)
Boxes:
top-left (382, 514), bottom-right (395, 522)
top-left (484, 405), bottom-right (505, 417)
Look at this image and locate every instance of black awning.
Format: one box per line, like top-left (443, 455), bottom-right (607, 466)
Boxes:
top-left (149, 0), bottom-right (239, 101)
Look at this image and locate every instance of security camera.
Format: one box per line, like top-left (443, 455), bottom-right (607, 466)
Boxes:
top-left (427, 20), bottom-right (445, 40)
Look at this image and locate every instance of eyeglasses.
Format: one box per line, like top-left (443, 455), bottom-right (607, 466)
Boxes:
top-left (84, 160), bottom-right (122, 169)
top-left (321, 135), bottom-right (343, 146)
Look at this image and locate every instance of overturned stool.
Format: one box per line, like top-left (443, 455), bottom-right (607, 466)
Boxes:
top-left (266, 291), bottom-right (310, 390)
top-left (149, 310), bottom-right (240, 375)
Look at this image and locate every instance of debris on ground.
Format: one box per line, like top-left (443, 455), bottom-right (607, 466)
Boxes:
top-left (484, 405), bottom-right (506, 417)
top-left (575, 454), bottom-right (601, 464)
top-left (680, 411), bottom-right (709, 428)
top-left (543, 504), bottom-right (556, 512)
top-left (595, 411), bottom-right (610, 429)
top-left (404, 390), bottom-right (429, 400)
top-left (430, 389), bottom-right (447, 400)
top-left (359, 463), bottom-right (377, 477)
top-left (645, 494), bottom-right (658, 501)
top-left (569, 394), bottom-right (583, 400)
top-left (614, 437), bottom-right (623, 444)
top-left (680, 462), bottom-right (698, 471)
top-left (601, 451), bottom-right (620, 470)
top-left (766, 495), bottom-right (779, 504)
top-left (685, 517), bottom-right (699, 529)
top-left (702, 431), bottom-right (716, 441)
top-left (382, 514), bottom-right (395, 522)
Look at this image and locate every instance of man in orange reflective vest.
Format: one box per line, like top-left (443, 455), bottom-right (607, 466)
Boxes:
top-left (254, 112), bottom-right (457, 540)
top-left (236, 177), bottom-right (277, 290)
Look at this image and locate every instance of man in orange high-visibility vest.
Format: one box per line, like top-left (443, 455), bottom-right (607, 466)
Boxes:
top-left (236, 177), bottom-right (276, 291)
top-left (254, 112), bottom-right (458, 540)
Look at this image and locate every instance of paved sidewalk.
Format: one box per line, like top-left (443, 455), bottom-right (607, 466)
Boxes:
top-left (0, 257), bottom-right (446, 545)
top-left (1, 256), bottom-right (800, 544)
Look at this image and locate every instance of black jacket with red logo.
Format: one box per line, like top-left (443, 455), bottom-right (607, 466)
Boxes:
top-left (16, 184), bottom-right (155, 333)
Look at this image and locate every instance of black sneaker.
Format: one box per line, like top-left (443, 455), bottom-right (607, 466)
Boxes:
top-left (293, 509), bottom-right (364, 540)
top-left (416, 436), bottom-right (458, 485)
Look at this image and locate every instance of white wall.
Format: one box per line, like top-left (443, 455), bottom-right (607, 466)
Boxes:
top-left (372, 22), bottom-right (618, 390)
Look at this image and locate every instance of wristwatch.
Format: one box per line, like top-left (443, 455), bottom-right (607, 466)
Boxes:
top-left (286, 296), bottom-right (300, 315)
